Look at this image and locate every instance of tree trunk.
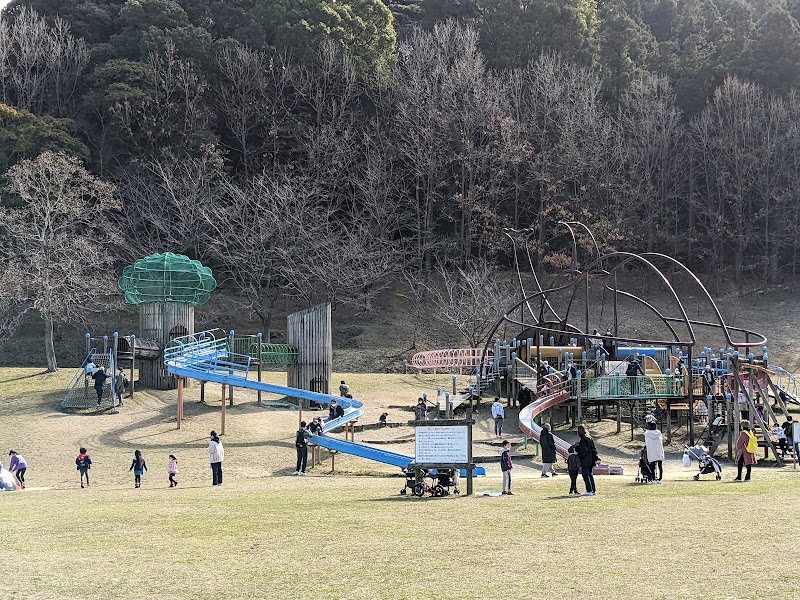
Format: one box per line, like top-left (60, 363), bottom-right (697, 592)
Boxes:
top-left (44, 317), bottom-right (58, 372)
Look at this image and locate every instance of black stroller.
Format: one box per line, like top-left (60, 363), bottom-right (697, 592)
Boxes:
top-left (634, 447), bottom-right (655, 483)
top-left (400, 468), bottom-right (460, 497)
top-left (685, 445), bottom-right (722, 481)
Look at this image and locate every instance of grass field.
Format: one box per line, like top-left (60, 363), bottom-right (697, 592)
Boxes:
top-left (2, 368), bottom-right (800, 599)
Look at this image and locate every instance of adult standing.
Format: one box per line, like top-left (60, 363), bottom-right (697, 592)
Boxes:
top-left (576, 425), bottom-right (598, 496)
top-left (8, 450), bottom-right (27, 489)
top-left (91, 366), bottom-right (109, 406)
top-left (208, 430), bottom-right (224, 487)
top-left (734, 419), bottom-right (757, 482)
top-left (625, 359), bottom-right (644, 396)
top-left (491, 398), bottom-right (504, 438)
top-left (539, 423), bottom-right (558, 478)
top-left (113, 367), bottom-right (126, 407)
top-left (295, 421), bottom-right (310, 476)
top-left (339, 380), bottom-right (350, 397)
top-left (644, 420), bottom-right (664, 484)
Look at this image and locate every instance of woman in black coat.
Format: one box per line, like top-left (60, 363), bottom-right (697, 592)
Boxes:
top-left (540, 423), bottom-right (558, 478)
top-left (575, 425), bottom-right (598, 496)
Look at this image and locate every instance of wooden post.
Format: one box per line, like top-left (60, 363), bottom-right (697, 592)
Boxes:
top-left (576, 371), bottom-right (583, 423)
top-left (200, 381), bottom-right (205, 403)
top-left (130, 334), bottom-right (136, 399)
top-left (228, 330), bottom-right (235, 407)
top-left (616, 399), bottom-right (622, 433)
top-left (85, 332), bottom-right (91, 356)
top-left (666, 399), bottom-right (672, 444)
top-left (177, 376), bottom-right (184, 429)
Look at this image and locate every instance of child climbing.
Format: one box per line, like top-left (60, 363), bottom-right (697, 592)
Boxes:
top-left (129, 449), bottom-right (147, 488)
top-left (76, 447), bottom-right (92, 488)
top-left (168, 454), bottom-right (178, 487)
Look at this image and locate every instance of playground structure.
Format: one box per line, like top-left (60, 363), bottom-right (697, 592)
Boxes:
top-left (413, 221), bottom-right (800, 469)
top-left (163, 329), bottom-right (485, 492)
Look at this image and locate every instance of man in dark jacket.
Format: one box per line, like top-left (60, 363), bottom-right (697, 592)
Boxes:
top-left (539, 423), bottom-right (558, 477)
top-left (626, 359), bottom-right (644, 395)
top-left (295, 421), bottom-right (310, 475)
top-left (91, 367), bottom-right (109, 406)
top-left (576, 425), bottom-right (598, 496)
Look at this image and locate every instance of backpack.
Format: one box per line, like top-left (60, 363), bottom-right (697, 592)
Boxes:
top-left (745, 430), bottom-right (758, 454)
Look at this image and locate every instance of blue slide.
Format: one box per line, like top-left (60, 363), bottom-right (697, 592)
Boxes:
top-left (164, 331), bottom-right (484, 475)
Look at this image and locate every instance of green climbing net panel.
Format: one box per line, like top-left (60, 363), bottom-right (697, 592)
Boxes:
top-left (118, 252), bottom-right (216, 307)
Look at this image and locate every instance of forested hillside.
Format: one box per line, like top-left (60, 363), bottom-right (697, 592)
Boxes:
top-left (1, 0), bottom-right (800, 366)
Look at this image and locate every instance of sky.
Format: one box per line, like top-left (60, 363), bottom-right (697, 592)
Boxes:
top-left (0, 0), bottom-right (9, 12)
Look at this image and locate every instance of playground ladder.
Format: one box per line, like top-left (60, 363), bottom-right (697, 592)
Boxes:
top-left (61, 350), bottom-right (114, 409)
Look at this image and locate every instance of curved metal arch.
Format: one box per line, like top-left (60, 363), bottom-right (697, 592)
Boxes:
top-left (479, 279), bottom-right (580, 367)
top-left (579, 251), bottom-right (697, 345)
top-left (560, 220), bottom-right (602, 267)
top-left (640, 253), bottom-right (768, 349)
top-left (505, 227), bottom-right (562, 322)
top-left (607, 287), bottom-right (682, 342)
top-left (503, 228), bottom-right (537, 321)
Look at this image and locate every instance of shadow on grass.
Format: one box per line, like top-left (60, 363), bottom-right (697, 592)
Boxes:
top-left (0, 370), bottom-right (49, 384)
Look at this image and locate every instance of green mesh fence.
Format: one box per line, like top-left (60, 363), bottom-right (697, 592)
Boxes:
top-left (118, 253), bottom-right (217, 307)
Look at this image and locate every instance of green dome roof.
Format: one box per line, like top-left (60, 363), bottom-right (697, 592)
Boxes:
top-left (118, 253), bottom-right (216, 307)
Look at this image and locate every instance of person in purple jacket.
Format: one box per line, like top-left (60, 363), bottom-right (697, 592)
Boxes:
top-left (8, 450), bottom-right (27, 489)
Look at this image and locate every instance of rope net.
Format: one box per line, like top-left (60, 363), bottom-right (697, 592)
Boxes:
top-left (118, 252), bottom-right (216, 307)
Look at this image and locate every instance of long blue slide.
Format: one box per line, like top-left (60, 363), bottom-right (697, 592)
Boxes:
top-left (164, 330), bottom-right (425, 471)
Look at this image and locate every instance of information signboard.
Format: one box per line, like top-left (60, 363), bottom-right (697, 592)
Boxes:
top-left (415, 425), bottom-right (469, 464)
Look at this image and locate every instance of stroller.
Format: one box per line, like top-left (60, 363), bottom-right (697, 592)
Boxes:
top-left (635, 447), bottom-right (655, 483)
top-left (685, 444), bottom-right (722, 481)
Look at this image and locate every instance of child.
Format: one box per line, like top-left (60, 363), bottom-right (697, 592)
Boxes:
top-left (567, 445), bottom-right (580, 496)
top-left (129, 449), bottom-right (147, 488)
top-left (771, 423), bottom-right (788, 457)
top-left (76, 447), bottom-right (92, 488)
top-left (168, 454), bottom-right (178, 487)
top-left (500, 440), bottom-right (513, 495)
top-left (8, 450), bottom-right (27, 489)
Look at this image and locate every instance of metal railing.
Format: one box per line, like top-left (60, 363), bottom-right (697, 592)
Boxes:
top-left (411, 347), bottom-right (492, 371)
top-left (164, 329), bottom-right (252, 377)
top-left (582, 374), bottom-right (683, 399)
top-left (229, 335), bottom-right (299, 366)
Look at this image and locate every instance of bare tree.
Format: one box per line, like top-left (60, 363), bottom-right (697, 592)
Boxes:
top-left (425, 258), bottom-right (516, 348)
top-left (0, 7), bottom-right (88, 115)
top-left (0, 151), bottom-right (118, 371)
top-left (115, 152), bottom-right (223, 262)
top-left (216, 44), bottom-right (267, 179)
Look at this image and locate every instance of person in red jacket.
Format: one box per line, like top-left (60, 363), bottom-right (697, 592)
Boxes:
top-left (500, 440), bottom-right (513, 495)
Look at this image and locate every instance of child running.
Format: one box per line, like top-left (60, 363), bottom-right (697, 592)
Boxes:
top-left (76, 447), bottom-right (92, 488)
top-left (168, 454), bottom-right (178, 487)
top-left (567, 445), bottom-right (580, 497)
top-left (129, 449), bottom-right (147, 488)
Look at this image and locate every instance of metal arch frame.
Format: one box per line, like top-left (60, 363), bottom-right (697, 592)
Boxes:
top-left (640, 253), bottom-right (767, 350)
top-left (486, 222), bottom-right (768, 368)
